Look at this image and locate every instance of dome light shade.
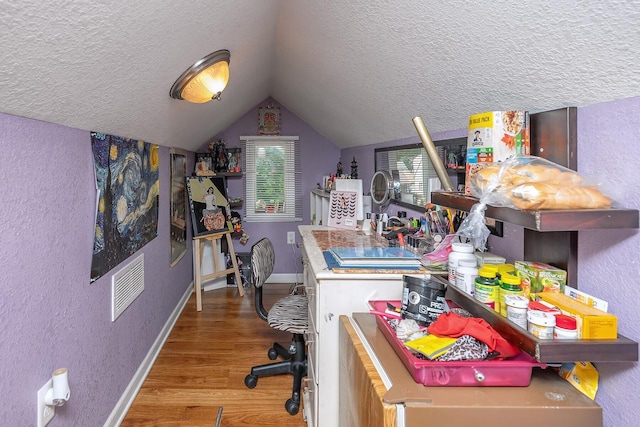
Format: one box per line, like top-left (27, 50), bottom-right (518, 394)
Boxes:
top-left (170, 49), bottom-right (230, 103)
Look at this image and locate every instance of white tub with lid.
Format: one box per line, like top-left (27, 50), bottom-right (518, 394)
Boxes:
top-left (527, 310), bottom-right (555, 339)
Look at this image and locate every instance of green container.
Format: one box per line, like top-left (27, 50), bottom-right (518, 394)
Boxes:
top-left (498, 273), bottom-right (523, 317)
top-left (474, 267), bottom-right (498, 310)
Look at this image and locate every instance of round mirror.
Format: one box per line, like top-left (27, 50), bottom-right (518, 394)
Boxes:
top-left (370, 170), bottom-right (394, 206)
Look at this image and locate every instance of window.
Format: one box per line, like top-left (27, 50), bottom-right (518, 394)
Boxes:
top-left (242, 136), bottom-right (302, 222)
top-left (374, 137), bottom-right (467, 210)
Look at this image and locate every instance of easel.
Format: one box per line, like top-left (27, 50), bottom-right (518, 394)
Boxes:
top-left (193, 230), bottom-right (244, 311)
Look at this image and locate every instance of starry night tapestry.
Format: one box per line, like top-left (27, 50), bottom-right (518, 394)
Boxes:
top-left (90, 132), bottom-right (159, 283)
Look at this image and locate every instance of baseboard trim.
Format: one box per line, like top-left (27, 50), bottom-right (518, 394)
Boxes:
top-left (267, 273), bottom-right (302, 283)
top-left (103, 284), bottom-right (193, 427)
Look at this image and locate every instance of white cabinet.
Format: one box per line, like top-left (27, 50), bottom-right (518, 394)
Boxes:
top-left (299, 225), bottom-right (407, 427)
top-left (309, 189), bottom-right (330, 226)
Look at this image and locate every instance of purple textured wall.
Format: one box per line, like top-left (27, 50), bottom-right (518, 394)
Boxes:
top-left (0, 112), bottom-right (193, 426)
top-left (576, 97), bottom-right (640, 427)
top-left (206, 97), bottom-right (340, 274)
top-left (341, 97), bottom-right (640, 426)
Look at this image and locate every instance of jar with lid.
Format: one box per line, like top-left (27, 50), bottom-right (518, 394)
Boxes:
top-left (527, 310), bottom-right (555, 339)
top-left (497, 263), bottom-right (515, 277)
top-left (474, 267), bottom-right (498, 310)
top-left (505, 294), bottom-right (529, 329)
top-left (455, 258), bottom-right (478, 296)
top-left (498, 273), bottom-right (523, 317)
top-left (554, 314), bottom-right (578, 340)
top-left (447, 242), bottom-right (475, 285)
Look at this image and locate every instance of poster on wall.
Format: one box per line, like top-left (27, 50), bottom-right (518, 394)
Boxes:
top-left (90, 132), bottom-right (160, 283)
top-left (170, 148), bottom-right (188, 267)
top-left (186, 176), bottom-right (232, 237)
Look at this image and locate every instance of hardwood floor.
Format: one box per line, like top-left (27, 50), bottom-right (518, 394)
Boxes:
top-left (121, 284), bottom-right (307, 427)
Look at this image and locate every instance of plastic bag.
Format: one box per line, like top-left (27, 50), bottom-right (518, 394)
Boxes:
top-left (455, 202), bottom-right (491, 251)
top-left (468, 156), bottom-right (613, 210)
top-left (456, 156), bottom-right (614, 251)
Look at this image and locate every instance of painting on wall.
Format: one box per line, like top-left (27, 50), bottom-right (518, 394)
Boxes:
top-left (186, 176), bottom-right (232, 237)
top-left (90, 132), bottom-right (160, 283)
top-left (258, 105), bottom-right (281, 135)
top-left (170, 148), bottom-right (188, 266)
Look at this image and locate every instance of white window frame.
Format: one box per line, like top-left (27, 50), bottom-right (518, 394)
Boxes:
top-left (241, 135), bottom-right (302, 223)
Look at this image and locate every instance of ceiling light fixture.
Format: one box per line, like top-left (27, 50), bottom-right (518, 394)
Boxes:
top-left (170, 49), bottom-right (231, 103)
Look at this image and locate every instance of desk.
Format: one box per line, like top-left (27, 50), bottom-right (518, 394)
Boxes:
top-left (340, 314), bottom-right (603, 427)
top-left (299, 226), bottom-right (413, 427)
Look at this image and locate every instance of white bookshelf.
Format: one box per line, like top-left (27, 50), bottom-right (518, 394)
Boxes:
top-left (309, 189), bottom-right (330, 226)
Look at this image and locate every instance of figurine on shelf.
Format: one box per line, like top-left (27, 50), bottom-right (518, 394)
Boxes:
top-left (351, 157), bottom-right (358, 179)
top-left (209, 139), bottom-right (228, 172)
top-left (337, 160), bottom-right (343, 177)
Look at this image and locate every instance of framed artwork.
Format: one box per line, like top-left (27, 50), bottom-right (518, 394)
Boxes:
top-left (327, 190), bottom-right (358, 230)
top-left (186, 176), bottom-right (232, 237)
top-left (258, 105), bottom-right (281, 135)
top-left (170, 148), bottom-right (188, 266)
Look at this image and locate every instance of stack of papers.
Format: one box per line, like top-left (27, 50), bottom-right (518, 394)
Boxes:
top-left (329, 246), bottom-right (421, 269)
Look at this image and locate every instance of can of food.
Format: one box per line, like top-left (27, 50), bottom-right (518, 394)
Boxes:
top-left (527, 310), bottom-right (555, 339)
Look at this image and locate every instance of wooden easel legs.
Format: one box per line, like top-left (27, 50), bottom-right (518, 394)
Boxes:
top-left (194, 231), bottom-right (244, 311)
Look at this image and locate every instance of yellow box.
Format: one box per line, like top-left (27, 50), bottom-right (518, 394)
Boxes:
top-left (514, 260), bottom-right (566, 299)
top-left (537, 292), bottom-right (617, 339)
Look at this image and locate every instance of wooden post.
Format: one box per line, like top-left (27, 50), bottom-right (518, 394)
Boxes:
top-left (193, 230), bottom-right (244, 311)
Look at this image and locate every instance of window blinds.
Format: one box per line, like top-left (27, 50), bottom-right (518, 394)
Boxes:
top-left (242, 136), bottom-right (302, 222)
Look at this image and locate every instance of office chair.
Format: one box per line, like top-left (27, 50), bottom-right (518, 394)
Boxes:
top-left (244, 238), bottom-right (308, 415)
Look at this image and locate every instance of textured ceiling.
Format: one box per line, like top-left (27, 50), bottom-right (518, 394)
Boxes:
top-left (1, 0), bottom-right (638, 152)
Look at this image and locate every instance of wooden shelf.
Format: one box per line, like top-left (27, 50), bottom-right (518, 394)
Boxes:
top-left (431, 192), bottom-right (639, 232)
top-left (216, 171), bottom-right (243, 177)
top-left (438, 279), bottom-right (639, 362)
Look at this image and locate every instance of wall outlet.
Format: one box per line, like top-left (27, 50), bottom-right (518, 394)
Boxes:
top-left (287, 231), bottom-right (296, 245)
top-left (37, 379), bottom-right (55, 427)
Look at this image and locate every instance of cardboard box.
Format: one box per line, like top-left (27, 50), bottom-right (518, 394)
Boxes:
top-left (465, 110), bottom-right (530, 195)
top-left (537, 292), bottom-right (617, 339)
top-left (514, 260), bottom-right (566, 299)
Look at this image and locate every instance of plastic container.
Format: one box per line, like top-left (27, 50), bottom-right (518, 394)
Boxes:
top-left (554, 314), bottom-right (578, 340)
top-left (527, 310), bottom-right (556, 339)
top-left (455, 259), bottom-right (478, 296)
top-left (474, 267), bottom-right (498, 310)
top-left (498, 263), bottom-right (515, 277)
top-left (447, 242), bottom-right (475, 285)
top-left (505, 294), bottom-right (529, 329)
top-left (370, 300), bottom-right (546, 387)
top-left (498, 273), bottom-right (523, 317)
top-left (400, 275), bottom-right (447, 326)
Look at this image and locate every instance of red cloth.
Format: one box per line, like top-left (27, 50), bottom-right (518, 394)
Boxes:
top-left (427, 312), bottom-right (520, 358)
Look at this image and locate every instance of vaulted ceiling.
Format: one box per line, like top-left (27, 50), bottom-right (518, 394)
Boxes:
top-left (1, 1), bottom-right (638, 152)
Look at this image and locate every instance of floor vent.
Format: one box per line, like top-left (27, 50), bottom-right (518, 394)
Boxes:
top-left (112, 254), bottom-right (145, 321)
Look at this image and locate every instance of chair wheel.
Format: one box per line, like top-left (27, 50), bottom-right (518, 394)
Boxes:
top-left (285, 398), bottom-right (299, 415)
top-left (268, 348), bottom-right (278, 360)
top-left (244, 374), bottom-right (258, 389)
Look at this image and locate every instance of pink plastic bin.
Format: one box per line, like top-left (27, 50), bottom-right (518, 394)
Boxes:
top-left (369, 300), bottom-right (546, 387)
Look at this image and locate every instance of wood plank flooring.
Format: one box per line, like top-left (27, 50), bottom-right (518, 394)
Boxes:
top-left (121, 284), bottom-right (307, 427)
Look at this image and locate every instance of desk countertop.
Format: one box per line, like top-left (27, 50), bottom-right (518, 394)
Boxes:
top-left (299, 225), bottom-right (432, 280)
